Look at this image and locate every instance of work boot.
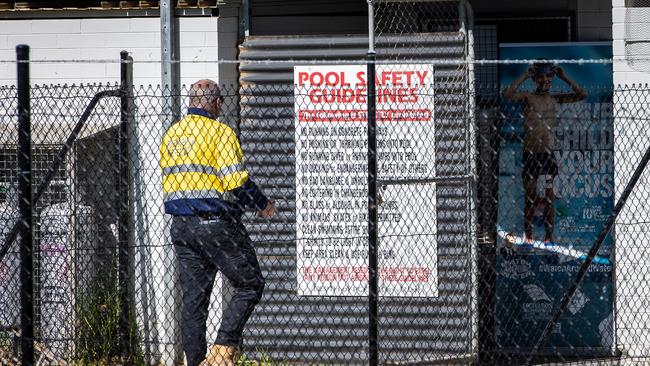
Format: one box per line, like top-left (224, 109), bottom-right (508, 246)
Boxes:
top-left (200, 344), bottom-right (238, 366)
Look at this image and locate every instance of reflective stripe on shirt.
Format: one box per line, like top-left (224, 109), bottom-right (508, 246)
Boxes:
top-left (163, 189), bottom-right (236, 203)
top-left (161, 163), bottom-right (245, 178)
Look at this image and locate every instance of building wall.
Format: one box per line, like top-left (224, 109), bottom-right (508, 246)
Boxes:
top-left (472, 0), bottom-right (612, 41)
top-left (249, 0), bottom-right (612, 40)
top-left (612, 0), bottom-right (650, 361)
top-left (0, 16), bottom-right (218, 86)
top-left (612, 0), bottom-right (650, 85)
top-left (250, 0), bottom-right (366, 35)
top-left (576, 0), bottom-right (612, 40)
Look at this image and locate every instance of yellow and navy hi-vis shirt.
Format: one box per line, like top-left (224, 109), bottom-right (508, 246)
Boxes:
top-left (160, 107), bottom-right (268, 216)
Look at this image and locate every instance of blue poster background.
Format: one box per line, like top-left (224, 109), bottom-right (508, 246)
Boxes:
top-left (496, 43), bottom-right (614, 355)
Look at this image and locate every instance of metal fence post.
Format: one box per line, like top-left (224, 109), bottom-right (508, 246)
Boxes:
top-left (367, 1), bottom-right (378, 365)
top-left (477, 243), bottom-right (496, 365)
top-left (16, 44), bottom-right (34, 366)
top-left (477, 111), bottom-right (498, 365)
top-left (119, 50), bottom-right (134, 359)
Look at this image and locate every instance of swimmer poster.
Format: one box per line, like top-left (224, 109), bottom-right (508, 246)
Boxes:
top-left (496, 42), bottom-right (614, 356)
top-left (293, 64), bottom-right (438, 297)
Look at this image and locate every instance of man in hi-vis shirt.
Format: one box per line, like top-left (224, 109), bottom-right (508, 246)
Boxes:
top-left (160, 79), bottom-right (276, 366)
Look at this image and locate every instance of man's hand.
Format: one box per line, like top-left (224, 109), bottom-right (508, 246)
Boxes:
top-left (257, 198), bottom-right (277, 218)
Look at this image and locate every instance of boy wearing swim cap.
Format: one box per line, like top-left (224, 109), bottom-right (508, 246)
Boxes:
top-left (503, 62), bottom-right (587, 243)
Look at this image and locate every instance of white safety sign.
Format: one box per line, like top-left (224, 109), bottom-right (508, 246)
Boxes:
top-left (294, 64), bottom-right (438, 297)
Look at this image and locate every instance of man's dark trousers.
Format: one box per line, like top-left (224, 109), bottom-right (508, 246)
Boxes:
top-left (171, 215), bottom-right (265, 366)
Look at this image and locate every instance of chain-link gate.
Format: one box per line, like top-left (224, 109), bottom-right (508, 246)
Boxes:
top-left (0, 55), bottom-right (129, 364)
top-left (231, 1), bottom-right (476, 364)
top-left (372, 1), bottom-right (476, 364)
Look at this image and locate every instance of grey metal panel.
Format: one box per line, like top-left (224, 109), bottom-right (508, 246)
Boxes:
top-left (238, 34), bottom-right (471, 364)
top-left (239, 32), bottom-right (464, 47)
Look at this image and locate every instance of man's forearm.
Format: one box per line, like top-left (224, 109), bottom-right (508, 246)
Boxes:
top-left (232, 178), bottom-right (269, 211)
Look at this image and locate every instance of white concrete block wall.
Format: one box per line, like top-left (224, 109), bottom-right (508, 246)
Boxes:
top-left (612, 0), bottom-right (650, 86)
top-left (612, 0), bottom-right (650, 360)
top-left (0, 16), bottom-right (219, 86)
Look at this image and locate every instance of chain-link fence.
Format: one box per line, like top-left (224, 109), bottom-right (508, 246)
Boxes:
top-left (3, 58), bottom-right (650, 366)
top-left (1, 2), bottom-right (650, 366)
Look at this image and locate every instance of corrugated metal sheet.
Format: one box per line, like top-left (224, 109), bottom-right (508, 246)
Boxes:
top-left (238, 33), bottom-right (472, 364)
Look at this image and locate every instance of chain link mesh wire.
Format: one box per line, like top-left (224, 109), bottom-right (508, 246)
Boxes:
top-left (0, 83), bottom-right (126, 365)
top-left (0, 18), bottom-right (649, 366)
top-left (375, 0), bottom-right (465, 38)
top-left (373, 1), bottom-right (476, 364)
top-left (0, 63), bottom-right (649, 366)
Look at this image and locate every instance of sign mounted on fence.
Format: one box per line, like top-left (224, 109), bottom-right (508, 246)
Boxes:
top-left (496, 42), bottom-right (614, 355)
top-left (294, 64), bottom-right (437, 297)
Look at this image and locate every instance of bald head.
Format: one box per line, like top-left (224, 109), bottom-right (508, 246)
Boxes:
top-left (189, 79), bottom-right (222, 116)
